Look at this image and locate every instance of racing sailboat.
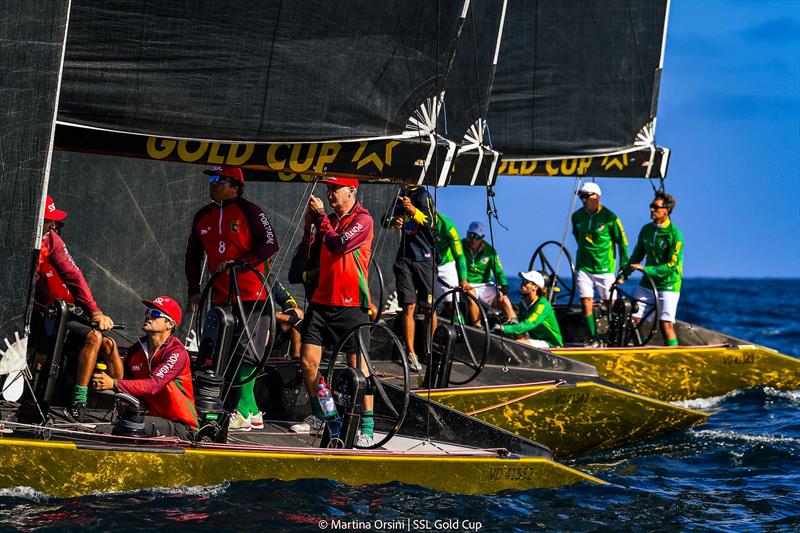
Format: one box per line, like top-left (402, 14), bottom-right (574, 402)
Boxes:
top-left (0, 0), bottom-right (605, 496)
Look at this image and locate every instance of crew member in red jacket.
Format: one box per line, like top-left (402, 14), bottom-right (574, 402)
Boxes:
top-left (290, 177), bottom-right (376, 447)
top-left (185, 166), bottom-right (279, 431)
top-left (93, 296), bottom-right (196, 439)
top-left (34, 196), bottom-right (118, 422)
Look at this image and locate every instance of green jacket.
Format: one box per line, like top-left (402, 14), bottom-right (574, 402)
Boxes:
top-left (625, 220), bottom-right (684, 292)
top-left (502, 295), bottom-right (563, 347)
top-left (435, 214), bottom-right (468, 279)
top-left (572, 206), bottom-right (629, 274)
top-left (463, 240), bottom-right (508, 286)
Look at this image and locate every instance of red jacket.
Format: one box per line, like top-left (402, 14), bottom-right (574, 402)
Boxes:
top-left (117, 335), bottom-right (197, 429)
top-left (185, 197), bottom-right (279, 305)
top-left (309, 202), bottom-right (373, 309)
top-left (36, 231), bottom-right (99, 313)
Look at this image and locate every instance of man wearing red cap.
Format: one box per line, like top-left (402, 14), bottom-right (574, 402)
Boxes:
top-left (291, 177), bottom-right (376, 446)
top-left (94, 296), bottom-right (197, 438)
top-left (34, 195), bottom-right (117, 422)
top-left (185, 166), bottom-right (279, 431)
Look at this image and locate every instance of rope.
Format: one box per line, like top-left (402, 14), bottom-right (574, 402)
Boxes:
top-left (465, 380), bottom-right (565, 416)
top-left (547, 177), bottom-right (582, 302)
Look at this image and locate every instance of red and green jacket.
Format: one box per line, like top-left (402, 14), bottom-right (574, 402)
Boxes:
top-left (502, 296), bottom-right (563, 347)
top-left (572, 205), bottom-right (629, 274)
top-left (185, 197), bottom-right (279, 305)
top-left (118, 335), bottom-right (197, 429)
top-left (309, 202), bottom-right (373, 309)
top-left (624, 220), bottom-right (684, 292)
top-left (36, 231), bottom-right (100, 314)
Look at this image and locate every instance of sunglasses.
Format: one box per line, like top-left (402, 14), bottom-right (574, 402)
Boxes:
top-left (649, 203), bottom-right (666, 210)
top-left (144, 308), bottom-right (168, 320)
top-left (208, 174), bottom-right (237, 186)
top-left (579, 193), bottom-right (595, 200)
top-left (467, 232), bottom-right (483, 240)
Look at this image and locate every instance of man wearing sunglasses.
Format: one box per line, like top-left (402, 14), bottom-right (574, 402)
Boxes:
top-left (185, 165), bottom-right (279, 431)
top-left (386, 184), bottom-right (436, 372)
top-left (571, 182), bottom-right (629, 344)
top-left (93, 296), bottom-right (197, 438)
top-left (621, 192), bottom-right (684, 346)
top-left (462, 221), bottom-right (516, 325)
top-left (32, 195), bottom-right (117, 423)
top-left (493, 271), bottom-right (563, 348)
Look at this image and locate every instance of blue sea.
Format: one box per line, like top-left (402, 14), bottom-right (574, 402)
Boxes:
top-left (1, 279), bottom-right (798, 532)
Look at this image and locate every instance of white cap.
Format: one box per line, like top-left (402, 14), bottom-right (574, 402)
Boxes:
top-left (519, 270), bottom-right (545, 288)
top-left (577, 182), bottom-right (601, 196)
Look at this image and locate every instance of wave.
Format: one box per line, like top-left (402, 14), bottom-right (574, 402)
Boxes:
top-left (0, 486), bottom-right (50, 502)
top-left (691, 429), bottom-right (800, 446)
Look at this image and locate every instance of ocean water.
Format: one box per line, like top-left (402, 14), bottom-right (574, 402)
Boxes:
top-left (1, 279), bottom-right (798, 532)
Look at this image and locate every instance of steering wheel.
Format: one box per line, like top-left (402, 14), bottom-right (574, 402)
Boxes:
top-left (368, 257), bottom-right (385, 322)
top-left (528, 241), bottom-right (576, 309)
top-left (606, 270), bottom-right (660, 347)
top-left (325, 322), bottom-right (410, 449)
top-left (196, 263), bottom-right (276, 386)
top-left (432, 288), bottom-right (490, 386)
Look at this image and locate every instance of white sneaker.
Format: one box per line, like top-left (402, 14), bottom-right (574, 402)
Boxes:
top-left (356, 433), bottom-right (374, 447)
top-left (250, 411), bottom-right (264, 430)
top-left (290, 415), bottom-right (323, 434)
top-left (229, 410), bottom-right (251, 432)
top-left (408, 352), bottom-right (422, 372)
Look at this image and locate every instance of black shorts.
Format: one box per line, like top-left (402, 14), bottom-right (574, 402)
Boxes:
top-left (393, 258), bottom-right (435, 308)
top-left (301, 303), bottom-right (368, 352)
top-left (143, 416), bottom-right (192, 439)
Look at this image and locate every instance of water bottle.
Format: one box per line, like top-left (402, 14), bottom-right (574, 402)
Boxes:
top-left (317, 378), bottom-right (341, 438)
top-left (96, 362), bottom-right (107, 374)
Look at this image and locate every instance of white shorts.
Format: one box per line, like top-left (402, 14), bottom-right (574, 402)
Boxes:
top-left (576, 270), bottom-right (615, 300)
top-left (472, 283), bottom-right (501, 307)
top-left (520, 338), bottom-right (550, 348)
top-left (631, 287), bottom-right (680, 323)
top-left (436, 261), bottom-right (459, 302)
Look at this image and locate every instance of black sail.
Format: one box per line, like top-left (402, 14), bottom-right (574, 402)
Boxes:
top-left (0, 1), bottom-right (69, 367)
top-left (489, 0), bottom-right (670, 179)
top-left (55, 0), bottom-right (469, 185)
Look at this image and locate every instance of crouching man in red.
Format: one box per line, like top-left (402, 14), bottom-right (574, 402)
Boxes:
top-left (93, 296), bottom-right (197, 439)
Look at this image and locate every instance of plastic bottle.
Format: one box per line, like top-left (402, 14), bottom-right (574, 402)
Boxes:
top-left (317, 377), bottom-right (341, 438)
top-left (96, 362), bottom-right (107, 374)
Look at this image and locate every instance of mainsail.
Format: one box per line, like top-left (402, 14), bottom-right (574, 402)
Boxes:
top-left (0, 1), bottom-right (70, 370)
top-left (488, 0), bottom-right (670, 179)
top-left (54, 1), bottom-right (470, 185)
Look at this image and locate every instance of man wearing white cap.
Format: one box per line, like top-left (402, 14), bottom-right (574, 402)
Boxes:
top-left (493, 271), bottom-right (563, 348)
top-left (571, 182), bottom-right (628, 343)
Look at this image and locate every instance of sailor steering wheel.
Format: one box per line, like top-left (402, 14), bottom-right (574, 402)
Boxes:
top-left (528, 241), bottom-right (577, 309)
top-left (196, 262), bottom-right (277, 386)
top-left (605, 270), bottom-right (660, 347)
top-left (432, 288), bottom-right (490, 386)
top-left (324, 322), bottom-right (410, 449)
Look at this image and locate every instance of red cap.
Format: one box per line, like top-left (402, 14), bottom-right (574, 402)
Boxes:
top-left (142, 295), bottom-right (182, 326)
top-left (203, 165), bottom-right (244, 183)
top-left (44, 196), bottom-right (67, 222)
top-left (321, 176), bottom-right (359, 189)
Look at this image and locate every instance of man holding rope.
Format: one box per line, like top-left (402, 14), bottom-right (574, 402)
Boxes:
top-left (185, 166), bottom-right (279, 432)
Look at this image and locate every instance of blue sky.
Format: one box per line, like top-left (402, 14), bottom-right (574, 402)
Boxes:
top-left (437, 0), bottom-right (800, 278)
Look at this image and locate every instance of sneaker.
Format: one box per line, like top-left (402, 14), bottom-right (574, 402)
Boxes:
top-left (229, 410), bottom-right (252, 432)
top-left (355, 433), bottom-right (374, 447)
top-left (290, 415), bottom-right (323, 434)
top-left (250, 411), bottom-right (264, 430)
top-left (63, 403), bottom-right (87, 424)
top-left (407, 352), bottom-right (422, 372)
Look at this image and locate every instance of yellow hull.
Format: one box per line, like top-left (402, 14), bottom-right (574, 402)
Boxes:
top-left (0, 438), bottom-right (604, 497)
top-left (553, 344), bottom-right (800, 402)
top-left (426, 381), bottom-right (706, 458)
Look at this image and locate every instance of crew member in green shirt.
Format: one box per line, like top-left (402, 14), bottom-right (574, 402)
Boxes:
top-left (435, 213), bottom-right (471, 300)
top-left (621, 192), bottom-right (683, 346)
top-left (572, 182), bottom-right (629, 343)
top-left (463, 221), bottom-right (515, 326)
top-left (493, 270), bottom-right (563, 348)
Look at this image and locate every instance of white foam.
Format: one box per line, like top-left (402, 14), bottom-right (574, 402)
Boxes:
top-left (692, 429), bottom-right (799, 445)
top-left (762, 387), bottom-right (800, 404)
top-left (0, 486), bottom-right (50, 502)
top-left (672, 388), bottom-right (744, 410)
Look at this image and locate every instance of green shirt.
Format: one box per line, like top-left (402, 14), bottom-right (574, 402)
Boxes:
top-left (463, 240), bottom-right (508, 286)
top-left (625, 220), bottom-right (684, 292)
top-left (502, 295), bottom-right (563, 347)
top-left (435, 214), bottom-right (468, 279)
top-left (572, 206), bottom-right (629, 274)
